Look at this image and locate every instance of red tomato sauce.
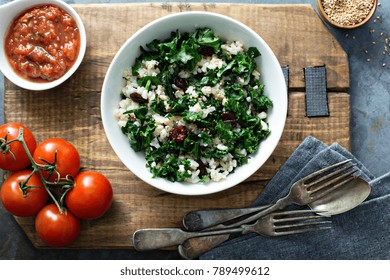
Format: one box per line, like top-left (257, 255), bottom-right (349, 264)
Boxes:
top-left (4, 4), bottom-right (80, 82)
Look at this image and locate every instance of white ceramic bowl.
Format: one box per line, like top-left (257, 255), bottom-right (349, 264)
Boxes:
top-left (101, 12), bottom-right (287, 196)
top-left (0, 0), bottom-right (86, 91)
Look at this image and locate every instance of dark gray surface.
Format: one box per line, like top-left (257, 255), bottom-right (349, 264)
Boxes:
top-left (1, 0), bottom-right (389, 260)
top-left (304, 66), bottom-right (329, 117)
top-left (201, 137), bottom-right (390, 260)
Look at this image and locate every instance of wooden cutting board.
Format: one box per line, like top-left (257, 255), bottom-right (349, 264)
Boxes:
top-left (3, 3), bottom-right (349, 249)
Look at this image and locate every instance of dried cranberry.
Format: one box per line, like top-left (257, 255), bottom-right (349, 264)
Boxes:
top-left (222, 111), bottom-right (237, 126)
top-left (173, 76), bottom-right (189, 91)
top-left (198, 46), bottom-right (215, 56)
top-left (196, 159), bottom-right (208, 177)
top-left (130, 92), bottom-right (147, 104)
top-left (169, 126), bottom-right (187, 143)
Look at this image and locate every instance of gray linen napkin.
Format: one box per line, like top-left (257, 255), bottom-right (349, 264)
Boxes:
top-left (200, 136), bottom-right (390, 260)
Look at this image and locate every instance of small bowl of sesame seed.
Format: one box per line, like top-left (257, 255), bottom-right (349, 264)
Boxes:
top-left (316, 0), bottom-right (378, 29)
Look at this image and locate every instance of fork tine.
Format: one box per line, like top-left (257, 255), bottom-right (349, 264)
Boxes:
top-left (274, 220), bottom-right (332, 230)
top-left (309, 166), bottom-right (356, 190)
top-left (270, 209), bottom-right (332, 236)
top-left (272, 209), bottom-right (330, 226)
top-left (272, 224), bottom-right (332, 236)
top-left (273, 213), bottom-right (329, 224)
top-left (271, 210), bottom-right (332, 236)
top-left (301, 159), bottom-right (352, 182)
top-left (306, 163), bottom-right (356, 188)
top-left (310, 175), bottom-right (355, 200)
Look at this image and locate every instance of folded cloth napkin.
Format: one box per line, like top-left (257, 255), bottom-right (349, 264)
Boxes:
top-left (200, 136), bottom-right (390, 260)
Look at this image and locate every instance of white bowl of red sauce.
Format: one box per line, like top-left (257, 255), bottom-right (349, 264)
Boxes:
top-left (0, 0), bottom-right (86, 91)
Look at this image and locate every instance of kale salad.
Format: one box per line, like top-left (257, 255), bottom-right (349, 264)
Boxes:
top-left (114, 28), bottom-right (273, 183)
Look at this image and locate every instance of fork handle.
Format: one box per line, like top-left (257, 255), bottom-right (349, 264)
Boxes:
top-left (133, 227), bottom-right (243, 251)
top-left (133, 228), bottom-right (188, 251)
top-left (183, 204), bottom-right (271, 231)
top-left (178, 234), bottom-right (230, 259)
top-left (233, 195), bottom-right (292, 227)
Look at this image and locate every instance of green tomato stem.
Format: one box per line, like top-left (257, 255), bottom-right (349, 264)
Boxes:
top-left (2, 127), bottom-right (75, 214)
top-left (18, 168), bottom-right (37, 197)
top-left (1, 133), bottom-right (17, 161)
top-left (16, 128), bottom-right (68, 214)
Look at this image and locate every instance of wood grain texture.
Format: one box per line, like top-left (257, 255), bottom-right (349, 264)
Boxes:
top-left (4, 3), bottom-right (350, 249)
top-left (4, 3), bottom-right (349, 91)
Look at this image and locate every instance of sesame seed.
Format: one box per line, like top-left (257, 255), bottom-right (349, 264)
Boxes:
top-left (320, 0), bottom-right (375, 26)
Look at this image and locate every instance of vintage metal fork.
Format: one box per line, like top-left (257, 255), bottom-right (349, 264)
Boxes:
top-left (183, 159), bottom-right (356, 231)
top-left (178, 159), bottom-right (356, 259)
top-left (132, 210), bottom-right (331, 251)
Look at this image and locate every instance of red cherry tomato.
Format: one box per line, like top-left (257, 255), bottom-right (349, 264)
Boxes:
top-left (35, 204), bottom-right (80, 247)
top-left (33, 138), bottom-right (80, 181)
top-left (66, 171), bottom-right (113, 219)
top-left (0, 170), bottom-right (48, 217)
top-left (0, 123), bottom-right (36, 171)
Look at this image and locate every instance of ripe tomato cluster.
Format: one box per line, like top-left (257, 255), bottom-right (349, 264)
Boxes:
top-left (0, 122), bottom-right (113, 247)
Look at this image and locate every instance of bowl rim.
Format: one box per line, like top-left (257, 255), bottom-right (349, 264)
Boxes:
top-left (316, 0), bottom-right (378, 29)
top-left (101, 11), bottom-right (288, 196)
top-left (0, 0), bottom-right (86, 91)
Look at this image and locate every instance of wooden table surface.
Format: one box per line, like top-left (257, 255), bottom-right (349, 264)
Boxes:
top-left (3, 3), bottom-right (349, 249)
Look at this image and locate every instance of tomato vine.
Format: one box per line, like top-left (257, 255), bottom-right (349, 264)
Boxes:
top-left (1, 123), bottom-right (112, 247)
top-left (1, 131), bottom-right (16, 160)
top-left (2, 127), bottom-right (74, 214)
